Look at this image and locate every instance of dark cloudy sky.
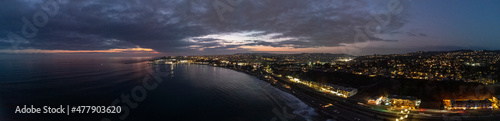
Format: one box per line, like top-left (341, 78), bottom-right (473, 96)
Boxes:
top-left (1, 0), bottom-right (499, 56)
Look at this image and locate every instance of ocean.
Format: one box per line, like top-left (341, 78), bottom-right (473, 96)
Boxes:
top-left (0, 55), bottom-right (320, 121)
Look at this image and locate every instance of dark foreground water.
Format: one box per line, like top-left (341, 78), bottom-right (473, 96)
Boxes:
top-left (0, 55), bottom-right (319, 121)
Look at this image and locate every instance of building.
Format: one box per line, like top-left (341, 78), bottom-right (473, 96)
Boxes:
top-left (494, 95), bottom-right (500, 109)
top-left (368, 96), bottom-right (390, 105)
top-left (323, 84), bottom-right (358, 97)
top-left (443, 98), bottom-right (493, 110)
top-left (286, 76), bottom-right (357, 98)
top-left (339, 87), bottom-right (358, 97)
top-left (388, 95), bottom-right (421, 109)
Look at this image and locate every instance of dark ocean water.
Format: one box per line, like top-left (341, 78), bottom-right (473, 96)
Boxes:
top-left (0, 55), bottom-right (319, 121)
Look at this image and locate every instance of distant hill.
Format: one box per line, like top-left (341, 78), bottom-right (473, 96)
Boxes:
top-left (233, 53), bottom-right (354, 57)
top-left (233, 53), bottom-right (275, 56)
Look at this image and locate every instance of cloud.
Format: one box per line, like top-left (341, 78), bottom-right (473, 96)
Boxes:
top-left (406, 32), bottom-right (427, 37)
top-left (418, 33), bottom-right (427, 37)
top-left (0, 47), bottom-right (158, 54)
top-left (0, 0), bottom-right (410, 54)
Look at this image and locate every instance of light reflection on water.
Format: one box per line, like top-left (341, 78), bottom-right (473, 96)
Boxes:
top-left (0, 56), bottom-right (317, 121)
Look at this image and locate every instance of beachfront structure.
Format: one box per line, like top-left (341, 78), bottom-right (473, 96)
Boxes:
top-left (494, 96), bottom-right (500, 109)
top-left (367, 95), bottom-right (421, 109)
top-left (443, 98), bottom-right (494, 110)
top-left (388, 95), bottom-right (421, 109)
top-left (368, 96), bottom-right (391, 105)
top-left (237, 62), bottom-right (249, 66)
top-left (323, 84), bottom-right (358, 97)
top-left (286, 76), bottom-right (357, 98)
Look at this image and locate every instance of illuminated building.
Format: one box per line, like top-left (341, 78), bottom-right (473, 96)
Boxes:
top-left (388, 95), bottom-right (421, 109)
top-left (286, 76), bottom-right (357, 97)
top-left (493, 95), bottom-right (500, 109)
top-left (443, 98), bottom-right (493, 110)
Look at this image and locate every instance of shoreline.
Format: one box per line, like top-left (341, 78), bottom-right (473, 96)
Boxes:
top-left (203, 64), bottom-right (351, 120)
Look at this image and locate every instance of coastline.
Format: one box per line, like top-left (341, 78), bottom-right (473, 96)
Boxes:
top-left (202, 64), bottom-right (344, 120)
top-left (199, 64), bottom-right (499, 121)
